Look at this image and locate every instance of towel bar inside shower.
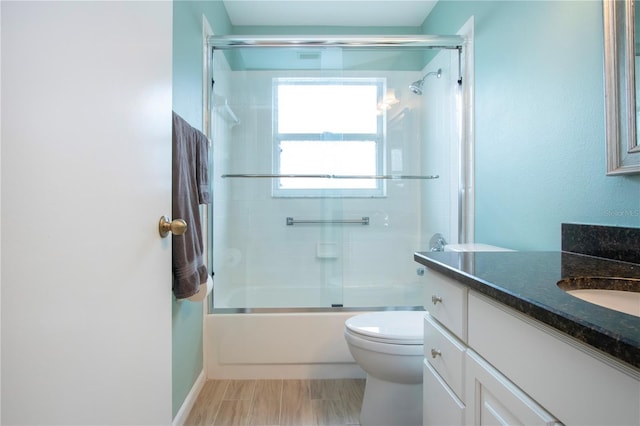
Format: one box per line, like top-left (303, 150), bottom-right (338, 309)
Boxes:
top-left (221, 173), bottom-right (439, 179)
top-left (286, 217), bottom-right (369, 226)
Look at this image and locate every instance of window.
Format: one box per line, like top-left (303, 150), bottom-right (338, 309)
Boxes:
top-left (273, 78), bottom-right (385, 197)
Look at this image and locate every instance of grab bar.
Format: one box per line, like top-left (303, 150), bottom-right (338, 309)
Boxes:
top-left (222, 174), bottom-right (439, 180)
top-left (286, 216), bottom-right (369, 226)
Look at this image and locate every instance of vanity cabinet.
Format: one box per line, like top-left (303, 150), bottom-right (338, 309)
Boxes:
top-left (422, 267), bottom-right (640, 426)
top-left (468, 291), bottom-right (640, 425)
top-left (423, 268), bottom-right (561, 425)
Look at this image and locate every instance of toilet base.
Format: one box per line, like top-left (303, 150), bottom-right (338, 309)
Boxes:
top-left (360, 375), bottom-right (423, 426)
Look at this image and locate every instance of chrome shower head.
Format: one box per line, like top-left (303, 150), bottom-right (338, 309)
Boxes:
top-left (409, 68), bottom-right (442, 95)
top-left (409, 79), bottom-right (424, 95)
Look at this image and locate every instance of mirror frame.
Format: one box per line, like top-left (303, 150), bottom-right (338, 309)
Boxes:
top-left (603, 0), bottom-right (640, 175)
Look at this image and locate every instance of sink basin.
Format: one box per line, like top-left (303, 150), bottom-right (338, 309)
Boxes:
top-left (557, 277), bottom-right (640, 318)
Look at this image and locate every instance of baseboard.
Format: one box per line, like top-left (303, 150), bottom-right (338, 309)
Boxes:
top-left (172, 370), bottom-right (206, 426)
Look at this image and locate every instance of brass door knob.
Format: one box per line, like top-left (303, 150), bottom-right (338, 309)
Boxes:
top-left (159, 216), bottom-right (187, 238)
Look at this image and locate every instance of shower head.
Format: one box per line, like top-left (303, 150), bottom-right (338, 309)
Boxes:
top-left (409, 68), bottom-right (442, 95)
top-left (409, 80), bottom-right (425, 95)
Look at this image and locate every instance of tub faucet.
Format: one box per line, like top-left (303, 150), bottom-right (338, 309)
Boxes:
top-left (429, 233), bottom-right (447, 252)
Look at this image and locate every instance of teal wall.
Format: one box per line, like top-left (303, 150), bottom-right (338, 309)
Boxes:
top-left (171, 0), bottom-right (231, 419)
top-left (423, 1), bottom-right (640, 250)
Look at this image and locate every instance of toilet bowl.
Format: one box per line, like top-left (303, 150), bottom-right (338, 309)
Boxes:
top-left (344, 311), bottom-right (425, 426)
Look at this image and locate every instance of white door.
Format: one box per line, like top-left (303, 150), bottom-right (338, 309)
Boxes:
top-left (1, 2), bottom-right (173, 424)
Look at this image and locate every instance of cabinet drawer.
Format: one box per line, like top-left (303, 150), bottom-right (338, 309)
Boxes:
top-left (424, 314), bottom-right (466, 400)
top-left (423, 268), bottom-right (467, 340)
top-left (423, 360), bottom-right (464, 426)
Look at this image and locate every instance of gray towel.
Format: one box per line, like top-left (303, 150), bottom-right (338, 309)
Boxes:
top-left (172, 111), bottom-right (211, 299)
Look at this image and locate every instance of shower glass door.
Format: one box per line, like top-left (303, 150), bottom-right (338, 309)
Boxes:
top-left (208, 37), bottom-right (463, 310)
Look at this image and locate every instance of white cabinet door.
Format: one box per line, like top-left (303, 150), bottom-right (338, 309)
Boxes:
top-left (423, 361), bottom-right (465, 426)
top-left (1, 2), bottom-right (173, 425)
top-left (465, 350), bottom-right (561, 426)
top-left (468, 291), bottom-right (640, 426)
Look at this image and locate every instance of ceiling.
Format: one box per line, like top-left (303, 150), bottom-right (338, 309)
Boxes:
top-left (222, 0), bottom-right (438, 27)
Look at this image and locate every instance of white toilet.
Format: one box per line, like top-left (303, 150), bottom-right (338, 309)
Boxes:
top-left (344, 310), bottom-right (425, 426)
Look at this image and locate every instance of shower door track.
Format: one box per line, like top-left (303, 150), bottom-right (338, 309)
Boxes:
top-left (207, 35), bottom-right (464, 50)
top-left (207, 34), bottom-right (465, 91)
top-left (211, 306), bottom-right (425, 314)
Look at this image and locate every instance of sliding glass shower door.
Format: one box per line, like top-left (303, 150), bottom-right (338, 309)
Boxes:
top-left (207, 36), bottom-right (464, 310)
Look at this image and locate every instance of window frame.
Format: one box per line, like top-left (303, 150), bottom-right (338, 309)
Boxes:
top-left (272, 77), bottom-right (387, 198)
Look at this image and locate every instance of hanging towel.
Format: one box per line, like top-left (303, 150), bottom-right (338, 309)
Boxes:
top-left (172, 111), bottom-right (211, 299)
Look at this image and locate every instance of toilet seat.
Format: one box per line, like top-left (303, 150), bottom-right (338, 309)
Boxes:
top-left (345, 311), bottom-right (425, 345)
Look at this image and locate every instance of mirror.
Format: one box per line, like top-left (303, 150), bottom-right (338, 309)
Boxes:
top-left (603, 0), bottom-right (640, 174)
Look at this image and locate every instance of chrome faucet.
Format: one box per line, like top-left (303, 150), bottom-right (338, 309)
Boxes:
top-left (429, 233), bottom-right (447, 252)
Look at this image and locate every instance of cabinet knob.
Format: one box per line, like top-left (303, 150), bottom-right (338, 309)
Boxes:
top-left (430, 349), bottom-right (442, 359)
top-left (431, 295), bottom-right (443, 305)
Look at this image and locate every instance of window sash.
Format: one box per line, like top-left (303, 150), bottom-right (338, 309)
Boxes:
top-left (272, 78), bottom-right (386, 198)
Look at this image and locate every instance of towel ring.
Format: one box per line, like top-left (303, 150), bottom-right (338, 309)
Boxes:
top-left (159, 216), bottom-right (187, 238)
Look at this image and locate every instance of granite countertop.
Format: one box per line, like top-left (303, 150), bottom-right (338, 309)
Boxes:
top-left (414, 250), bottom-right (640, 370)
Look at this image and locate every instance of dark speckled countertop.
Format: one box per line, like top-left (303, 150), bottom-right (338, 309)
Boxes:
top-left (413, 250), bottom-right (640, 370)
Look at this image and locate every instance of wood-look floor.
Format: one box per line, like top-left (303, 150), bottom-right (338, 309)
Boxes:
top-left (185, 379), bottom-right (365, 426)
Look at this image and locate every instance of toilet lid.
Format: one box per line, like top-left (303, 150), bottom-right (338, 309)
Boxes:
top-left (345, 311), bottom-right (424, 344)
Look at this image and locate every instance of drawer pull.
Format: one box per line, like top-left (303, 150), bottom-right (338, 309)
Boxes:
top-left (431, 295), bottom-right (443, 305)
top-left (430, 349), bottom-right (442, 359)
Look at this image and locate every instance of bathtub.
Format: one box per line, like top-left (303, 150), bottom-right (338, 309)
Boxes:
top-left (205, 285), bottom-right (424, 379)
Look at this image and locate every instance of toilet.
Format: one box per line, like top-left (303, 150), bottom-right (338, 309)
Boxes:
top-left (344, 310), bottom-right (425, 426)
top-left (345, 244), bottom-right (513, 426)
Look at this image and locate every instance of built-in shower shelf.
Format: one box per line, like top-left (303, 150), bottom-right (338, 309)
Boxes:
top-left (221, 173), bottom-right (439, 180)
top-left (213, 95), bottom-right (239, 125)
